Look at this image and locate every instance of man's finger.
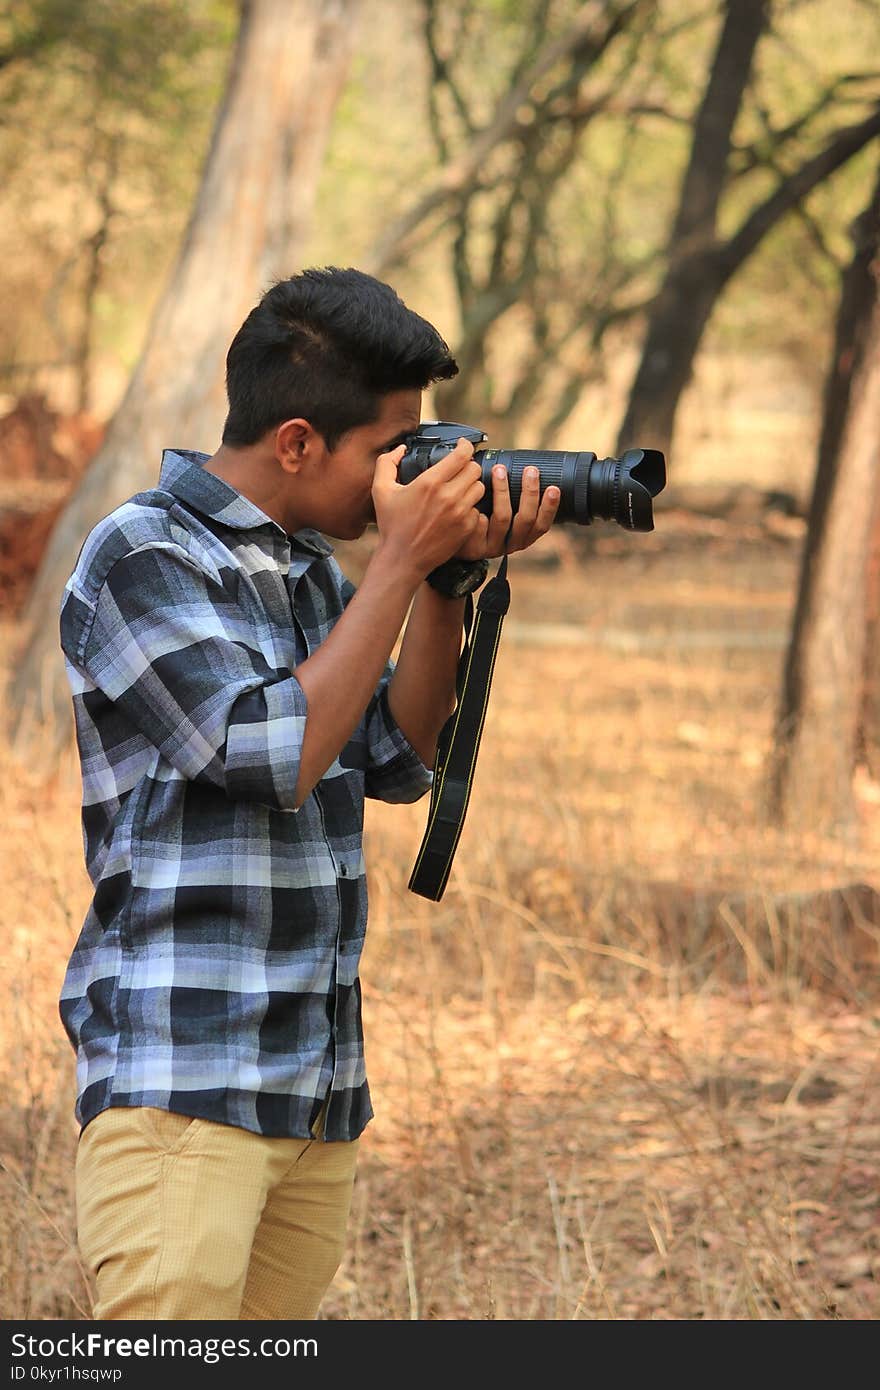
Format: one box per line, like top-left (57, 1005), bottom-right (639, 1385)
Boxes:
top-left (507, 466), bottom-right (541, 544)
top-left (485, 465), bottom-right (513, 546)
top-left (455, 510), bottom-right (490, 561)
top-left (373, 443), bottom-right (407, 487)
top-left (422, 438), bottom-right (477, 482)
top-left (535, 485), bottom-right (561, 529)
top-left (509, 483), bottom-right (561, 551)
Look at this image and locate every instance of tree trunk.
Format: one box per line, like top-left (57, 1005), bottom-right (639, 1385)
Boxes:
top-left (862, 478), bottom-right (880, 778)
top-left (616, 0), bottom-right (768, 455)
top-left (6, 0), bottom-right (360, 765)
top-left (75, 135), bottom-right (118, 416)
top-left (260, 0), bottom-right (357, 283)
top-left (768, 162), bottom-right (880, 829)
top-left (613, 260), bottom-right (723, 455)
top-left (617, 0), bottom-right (880, 465)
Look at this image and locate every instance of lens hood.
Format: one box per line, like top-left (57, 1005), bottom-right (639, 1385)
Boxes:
top-left (615, 448), bottom-right (666, 531)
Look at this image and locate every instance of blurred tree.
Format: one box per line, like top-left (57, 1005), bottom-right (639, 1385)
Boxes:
top-left (0, 1), bottom-right (229, 410)
top-left (364, 0), bottom-right (880, 455)
top-left (616, 0), bottom-right (880, 457)
top-left (861, 458), bottom-right (880, 781)
top-left (6, 0), bottom-right (361, 761)
top-left (365, 0), bottom-right (665, 442)
top-left (0, 0), bottom-right (81, 71)
top-left (768, 158), bottom-right (880, 829)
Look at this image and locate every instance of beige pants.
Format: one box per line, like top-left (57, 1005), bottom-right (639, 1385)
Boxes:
top-left (75, 1104), bottom-right (359, 1321)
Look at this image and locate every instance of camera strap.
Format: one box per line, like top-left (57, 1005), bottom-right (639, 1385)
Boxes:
top-left (408, 553), bottom-right (511, 901)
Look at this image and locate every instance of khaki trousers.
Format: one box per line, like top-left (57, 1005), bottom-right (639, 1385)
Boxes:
top-left (75, 1104), bottom-right (359, 1321)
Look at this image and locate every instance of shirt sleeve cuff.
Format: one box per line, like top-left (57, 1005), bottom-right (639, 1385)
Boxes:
top-left (365, 683), bottom-right (434, 803)
top-left (224, 674), bottom-right (308, 810)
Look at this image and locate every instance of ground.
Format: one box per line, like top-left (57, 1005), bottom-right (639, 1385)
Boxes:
top-left (0, 447), bottom-right (878, 1321)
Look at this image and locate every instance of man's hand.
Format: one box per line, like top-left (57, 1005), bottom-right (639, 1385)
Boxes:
top-left (455, 462), bottom-right (560, 560)
top-left (372, 437), bottom-right (485, 579)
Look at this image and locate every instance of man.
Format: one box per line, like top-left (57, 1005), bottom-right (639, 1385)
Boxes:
top-left (59, 266), bottom-right (559, 1320)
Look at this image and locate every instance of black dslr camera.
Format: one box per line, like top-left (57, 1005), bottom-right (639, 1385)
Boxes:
top-left (398, 421), bottom-right (666, 531)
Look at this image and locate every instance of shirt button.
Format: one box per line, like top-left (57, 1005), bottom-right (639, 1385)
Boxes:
top-left (339, 864), bottom-right (348, 877)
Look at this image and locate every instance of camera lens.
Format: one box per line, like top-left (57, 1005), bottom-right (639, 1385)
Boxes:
top-left (478, 447), bottom-right (665, 531)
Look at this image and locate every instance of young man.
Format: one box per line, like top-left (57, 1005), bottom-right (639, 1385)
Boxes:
top-left (59, 266), bottom-right (559, 1321)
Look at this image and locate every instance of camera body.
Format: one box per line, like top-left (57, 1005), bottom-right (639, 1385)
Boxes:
top-left (398, 420), bottom-right (666, 531)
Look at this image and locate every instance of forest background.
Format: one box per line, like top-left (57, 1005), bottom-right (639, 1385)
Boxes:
top-left (0, 0), bottom-right (879, 1321)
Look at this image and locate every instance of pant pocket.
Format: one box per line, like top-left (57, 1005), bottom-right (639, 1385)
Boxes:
top-left (136, 1107), bottom-right (200, 1155)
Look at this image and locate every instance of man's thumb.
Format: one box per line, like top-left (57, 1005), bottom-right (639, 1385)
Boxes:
top-left (373, 443), bottom-right (406, 488)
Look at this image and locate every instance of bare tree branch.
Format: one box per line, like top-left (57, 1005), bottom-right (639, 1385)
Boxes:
top-left (732, 71), bottom-right (880, 177)
top-left (364, 1), bottom-right (647, 277)
top-left (722, 105), bottom-right (880, 274)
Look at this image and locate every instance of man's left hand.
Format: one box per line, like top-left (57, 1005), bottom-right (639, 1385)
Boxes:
top-left (455, 465), bottom-right (560, 560)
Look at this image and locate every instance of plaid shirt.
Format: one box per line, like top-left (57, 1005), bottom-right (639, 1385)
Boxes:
top-left (59, 448), bottom-right (432, 1142)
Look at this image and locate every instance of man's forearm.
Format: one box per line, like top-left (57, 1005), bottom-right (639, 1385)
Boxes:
top-left (292, 545), bottom-right (421, 806)
top-left (387, 583), bottom-right (465, 767)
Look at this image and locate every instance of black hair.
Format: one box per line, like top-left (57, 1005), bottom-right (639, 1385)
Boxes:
top-left (222, 266), bottom-right (459, 450)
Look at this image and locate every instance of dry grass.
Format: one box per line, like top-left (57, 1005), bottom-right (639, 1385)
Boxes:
top-left (1, 513), bottom-right (878, 1321)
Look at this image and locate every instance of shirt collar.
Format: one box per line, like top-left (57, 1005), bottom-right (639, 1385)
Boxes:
top-left (158, 449), bottom-right (334, 557)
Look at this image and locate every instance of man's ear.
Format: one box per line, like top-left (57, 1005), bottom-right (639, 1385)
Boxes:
top-left (275, 418), bottom-right (322, 474)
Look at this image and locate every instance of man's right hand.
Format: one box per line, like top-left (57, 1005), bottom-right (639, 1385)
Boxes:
top-left (371, 437), bottom-right (486, 579)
